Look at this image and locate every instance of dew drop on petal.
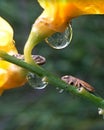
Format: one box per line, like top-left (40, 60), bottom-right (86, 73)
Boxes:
top-left (45, 23), bottom-right (73, 49)
top-left (27, 73), bottom-right (48, 89)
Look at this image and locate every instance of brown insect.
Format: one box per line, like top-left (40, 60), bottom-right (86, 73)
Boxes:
top-left (61, 75), bottom-right (95, 92)
top-left (13, 54), bottom-right (46, 65)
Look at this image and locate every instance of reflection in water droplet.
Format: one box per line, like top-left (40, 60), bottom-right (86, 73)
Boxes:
top-left (27, 73), bottom-right (48, 89)
top-left (45, 23), bottom-right (73, 49)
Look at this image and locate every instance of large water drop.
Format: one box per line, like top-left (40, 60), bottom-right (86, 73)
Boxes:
top-left (27, 73), bottom-right (48, 89)
top-left (45, 23), bottom-right (73, 49)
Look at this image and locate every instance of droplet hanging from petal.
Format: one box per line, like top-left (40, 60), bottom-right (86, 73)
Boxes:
top-left (45, 23), bottom-right (73, 49)
top-left (27, 73), bottom-right (48, 89)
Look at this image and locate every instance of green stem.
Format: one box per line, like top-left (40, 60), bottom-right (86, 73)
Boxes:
top-left (24, 21), bottom-right (55, 65)
top-left (0, 51), bottom-right (104, 108)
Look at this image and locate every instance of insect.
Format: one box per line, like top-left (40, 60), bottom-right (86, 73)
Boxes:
top-left (61, 75), bottom-right (95, 92)
top-left (13, 54), bottom-right (46, 65)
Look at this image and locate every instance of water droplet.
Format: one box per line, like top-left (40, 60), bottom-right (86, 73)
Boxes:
top-left (56, 87), bottom-right (64, 93)
top-left (98, 108), bottom-right (104, 119)
top-left (59, 89), bottom-right (64, 93)
top-left (45, 23), bottom-right (73, 49)
top-left (56, 87), bottom-right (59, 90)
top-left (27, 73), bottom-right (48, 89)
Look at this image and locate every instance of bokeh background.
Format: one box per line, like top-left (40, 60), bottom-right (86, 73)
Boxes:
top-left (0, 0), bottom-right (104, 130)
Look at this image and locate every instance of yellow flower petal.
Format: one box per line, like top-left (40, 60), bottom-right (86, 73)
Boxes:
top-left (0, 17), bottom-right (17, 54)
top-left (24, 0), bottom-right (104, 63)
top-left (0, 60), bottom-right (27, 94)
top-left (38, 0), bottom-right (104, 32)
top-left (0, 17), bottom-right (27, 95)
top-left (2, 64), bottom-right (27, 90)
top-left (0, 16), bottom-right (13, 36)
top-left (0, 68), bottom-right (8, 87)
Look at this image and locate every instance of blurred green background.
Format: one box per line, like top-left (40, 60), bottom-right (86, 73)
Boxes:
top-left (0, 0), bottom-right (104, 130)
